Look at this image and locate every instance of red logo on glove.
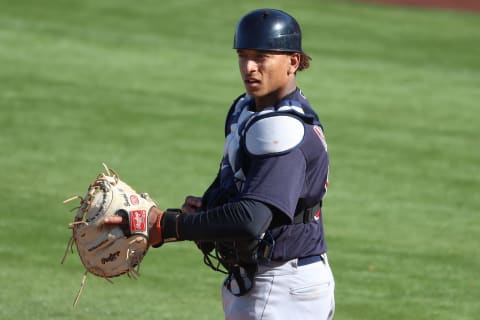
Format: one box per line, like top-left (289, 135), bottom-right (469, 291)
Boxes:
top-left (130, 210), bottom-right (147, 233)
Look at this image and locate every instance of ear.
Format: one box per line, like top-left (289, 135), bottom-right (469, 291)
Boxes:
top-left (287, 53), bottom-right (301, 75)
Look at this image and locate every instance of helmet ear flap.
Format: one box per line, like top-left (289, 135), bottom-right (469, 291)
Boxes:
top-left (233, 9), bottom-right (305, 54)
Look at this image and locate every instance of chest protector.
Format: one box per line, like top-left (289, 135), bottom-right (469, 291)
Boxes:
top-left (220, 93), bottom-right (322, 197)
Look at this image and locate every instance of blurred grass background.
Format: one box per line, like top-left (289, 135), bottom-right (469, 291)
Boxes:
top-left (0, 0), bottom-right (479, 319)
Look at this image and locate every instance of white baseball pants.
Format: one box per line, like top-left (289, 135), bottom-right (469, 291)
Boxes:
top-left (222, 254), bottom-right (335, 320)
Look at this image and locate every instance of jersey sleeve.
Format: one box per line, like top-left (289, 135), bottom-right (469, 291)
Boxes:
top-left (239, 114), bottom-right (307, 220)
top-left (239, 149), bottom-right (306, 221)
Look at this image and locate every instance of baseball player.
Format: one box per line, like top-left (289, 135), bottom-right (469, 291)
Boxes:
top-left (106, 8), bottom-right (335, 320)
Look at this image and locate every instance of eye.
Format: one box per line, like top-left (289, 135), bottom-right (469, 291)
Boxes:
top-left (252, 54), bottom-right (269, 63)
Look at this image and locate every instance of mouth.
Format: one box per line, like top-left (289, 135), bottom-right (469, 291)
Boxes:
top-left (244, 78), bottom-right (261, 89)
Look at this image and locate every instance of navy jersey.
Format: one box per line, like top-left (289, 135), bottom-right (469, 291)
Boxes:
top-left (210, 88), bottom-right (329, 260)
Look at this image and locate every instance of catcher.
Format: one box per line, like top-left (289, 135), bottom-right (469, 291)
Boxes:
top-left (65, 8), bottom-right (335, 320)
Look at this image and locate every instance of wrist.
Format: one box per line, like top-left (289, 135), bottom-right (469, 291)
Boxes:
top-left (161, 208), bottom-right (182, 242)
top-left (149, 208), bottom-right (164, 247)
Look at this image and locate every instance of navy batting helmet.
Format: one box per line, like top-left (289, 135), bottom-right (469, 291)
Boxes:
top-left (233, 9), bottom-right (305, 53)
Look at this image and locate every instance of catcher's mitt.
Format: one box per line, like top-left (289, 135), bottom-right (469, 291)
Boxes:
top-left (62, 163), bottom-right (157, 306)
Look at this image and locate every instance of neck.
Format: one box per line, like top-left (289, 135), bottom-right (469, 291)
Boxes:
top-left (254, 83), bottom-right (297, 112)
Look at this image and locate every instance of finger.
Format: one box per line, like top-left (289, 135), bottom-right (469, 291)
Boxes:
top-left (181, 204), bottom-right (196, 214)
top-left (104, 216), bottom-right (124, 224)
top-left (186, 196), bottom-right (202, 208)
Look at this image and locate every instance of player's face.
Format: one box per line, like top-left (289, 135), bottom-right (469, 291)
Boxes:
top-left (237, 49), bottom-right (300, 110)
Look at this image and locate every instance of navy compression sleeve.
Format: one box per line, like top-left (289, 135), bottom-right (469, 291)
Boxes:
top-left (162, 199), bottom-right (273, 241)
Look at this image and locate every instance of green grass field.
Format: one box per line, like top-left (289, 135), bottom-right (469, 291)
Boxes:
top-left (1, 0), bottom-right (479, 319)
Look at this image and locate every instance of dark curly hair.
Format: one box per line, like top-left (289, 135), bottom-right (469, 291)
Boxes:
top-left (297, 53), bottom-right (311, 72)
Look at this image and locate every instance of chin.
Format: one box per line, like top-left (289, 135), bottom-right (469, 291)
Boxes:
top-left (245, 88), bottom-right (262, 98)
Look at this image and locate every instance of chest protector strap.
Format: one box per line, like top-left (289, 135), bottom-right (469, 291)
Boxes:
top-left (293, 201), bottom-right (322, 224)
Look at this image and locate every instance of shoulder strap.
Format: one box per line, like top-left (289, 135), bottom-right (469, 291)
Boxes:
top-left (224, 94), bottom-right (249, 137)
top-left (276, 99), bottom-right (322, 128)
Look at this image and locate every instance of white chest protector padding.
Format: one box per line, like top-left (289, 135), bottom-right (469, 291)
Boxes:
top-left (245, 115), bottom-right (305, 156)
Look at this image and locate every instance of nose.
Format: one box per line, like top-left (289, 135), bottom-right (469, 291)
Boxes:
top-left (240, 57), bottom-right (258, 74)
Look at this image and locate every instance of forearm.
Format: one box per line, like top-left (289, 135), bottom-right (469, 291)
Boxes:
top-left (162, 199), bottom-right (273, 242)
